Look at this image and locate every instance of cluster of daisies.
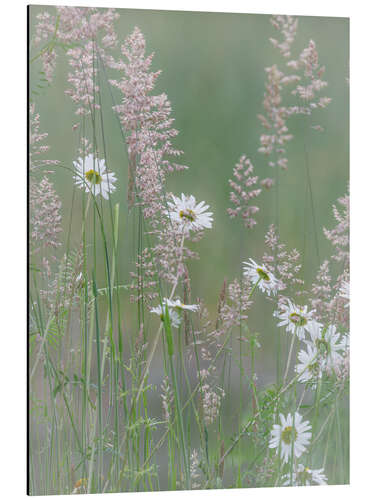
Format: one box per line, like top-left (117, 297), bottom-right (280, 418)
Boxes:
top-left (274, 300), bottom-right (348, 383)
top-left (243, 257), bottom-right (349, 486)
top-left (243, 256), bottom-right (348, 383)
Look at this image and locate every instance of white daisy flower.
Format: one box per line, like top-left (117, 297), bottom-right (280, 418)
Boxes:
top-left (269, 412), bottom-right (312, 463)
top-left (274, 299), bottom-right (316, 339)
top-left (165, 193), bottom-right (213, 233)
top-left (74, 153), bottom-right (117, 200)
top-left (243, 258), bottom-right (281, 296)
top-left (150, 304), bottom-right (181, 328)
top-left (295, 344), bottom-right (322, 384)
top-left (164, 298), bottom-right (199, 312)
top-left (282, 464), bottom-right (327, 486)
top-left (339, 280), bottom-right (350, 308)
top-left (305, 322), bottom-right (344, 372)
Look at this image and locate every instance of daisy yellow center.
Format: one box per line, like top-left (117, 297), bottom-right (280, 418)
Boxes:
top-left (281, 425), bottom-right (297, 445)
top-left (179, 209), bottom-right (196, 222)
top-left (256, 267), bottom-right (270, 281)
top-left (297, 467), bottom-right (312, 484)
top-left (85, 169), bottom-right (102, 185)
top-left (289, 312), bottom-right (307, 327)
